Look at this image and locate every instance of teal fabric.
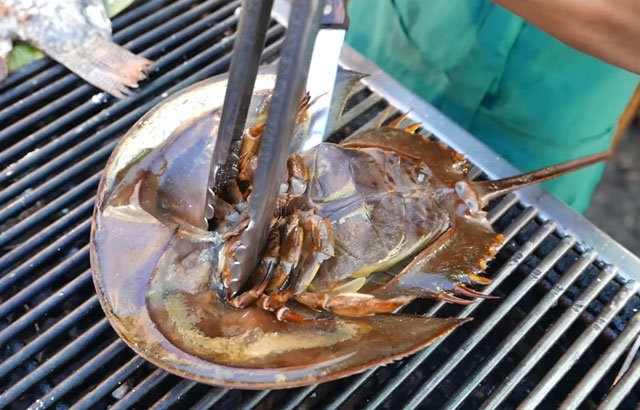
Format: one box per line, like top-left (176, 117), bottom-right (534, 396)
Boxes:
top-left (346, 0), bottom-right (639, 212)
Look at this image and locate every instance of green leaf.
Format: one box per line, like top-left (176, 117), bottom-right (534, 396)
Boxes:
top-left (105, 0), bottom-right (137, 17)
top-left (7, 43), bottom-right (45, 71)
top-left (7, 0), bottom-right (138, 72)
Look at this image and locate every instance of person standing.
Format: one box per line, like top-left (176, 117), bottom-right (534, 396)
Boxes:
top-left (346, 0), bottom-right (640, 212)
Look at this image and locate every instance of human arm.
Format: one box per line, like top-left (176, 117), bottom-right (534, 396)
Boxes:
top-left (493, 0), bottom-right (640, 73)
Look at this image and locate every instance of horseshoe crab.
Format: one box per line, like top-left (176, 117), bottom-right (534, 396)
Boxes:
top-left (90, 66), bottom-right (609, 388)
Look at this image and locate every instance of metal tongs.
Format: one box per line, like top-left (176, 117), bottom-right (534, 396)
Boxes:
top-left (211, 0), bottom-right (349, 296)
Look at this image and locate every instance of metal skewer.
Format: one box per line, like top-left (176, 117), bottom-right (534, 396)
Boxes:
top-left (211, 0), bottom-right (274, 193)
top-left (228, 0), bottom-right (324, 295)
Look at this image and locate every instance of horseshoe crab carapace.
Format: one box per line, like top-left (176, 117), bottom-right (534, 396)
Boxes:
top-left (90, 66), bottom-right (609, 388)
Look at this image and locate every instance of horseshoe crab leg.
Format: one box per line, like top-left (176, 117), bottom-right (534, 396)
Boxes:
top-left (230, 0), bottom-right (323, 297)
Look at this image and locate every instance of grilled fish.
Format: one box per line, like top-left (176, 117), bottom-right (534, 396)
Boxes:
top-left (0, 0), bottom-right (152, 98)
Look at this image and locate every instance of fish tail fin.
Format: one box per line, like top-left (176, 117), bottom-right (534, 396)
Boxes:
top-left (47, 33), bottom-right (152, 98)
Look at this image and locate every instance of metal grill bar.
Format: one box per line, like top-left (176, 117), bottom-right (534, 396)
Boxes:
top-left (481, 266), bottom-right (622, 409)
top-left (1, 2), bottom-right (640, 407)
top-left (562, 313), bottom-right (640, 409)
top-left (1, 86), bottom-right (95, 152)
top-left (150, 379), bottom-right (199, 409)
top-left (0, 143), bottom-right (105, 215)
top-left (521, 280), bottom-right (640, 406)
top-left (404, 223), bottom-right (569, 410)
top-left (0, 218), bottom-right (91, 288)
top-left (0, 245), bottom-right (89, 318)
top-left (34, 339), bottom-right (127, 410)
top-left (486, 193), bottom-right (519, 220)
top-left (0, 213), bottom-right (91, 295)
top-left (0, 296), bottom-right (99, 379)
top-left (69, 356), bottom-right (146, 410)
top-left (352, 111), bottom-right (388, 136)
top-left (0, 0), bottom-right (237, 167)
top-left (444, 248), bottom-right (598, 408)
top-left (599, 350), bottom-right (640, 409)
top-left (242, 390), bottom-right (271, 409)
top-left (332, 92), bottom-right (379, 130)
top-left (281, 385), bottom-right (317, 410)
top-left (326, 372), bottom-right (369, 410)
top-left (110, 369), bottom-right (169, 410)
top-left (0, 319), bottom-right (110, 407)
top-left (0, 58), bottom-right (52, 98)
top-left (0, 173), bottom-right (99, 248)
top-left (0, 270), bottom-right (92, 346)
top-left (189, 387), bottom-right (229, 409)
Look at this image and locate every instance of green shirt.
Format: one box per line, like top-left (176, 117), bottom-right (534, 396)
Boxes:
top-left (346, 0), bottom-right (639, 212)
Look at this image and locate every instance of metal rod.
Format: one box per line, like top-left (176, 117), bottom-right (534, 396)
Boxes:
top-left (358, 212), bottom-right (548, 410)
top-left (0, 295), bottom-right (99, 380)
top-left (211, 0), bottom-right (274, 192)
top-left (486, 193), bottom-right (519, 222)
top-left (480, 265), bottom-right (619, 410)
top-left (0, 245), bottom-right (89, 318)
top-left (71, 356), bottom-right (147, 410)
top-left (0, 319), bottom-right (111, 407)
top-left (0, 270), bottom-right (93, 346)
top-left (150, 379), bottom-right (199, 410)
top-left (614, 330), bottom-right (640, 385)
top-left (444, 247), bottom-right (596, 409)
top-left (330, 92), bottom-right (379, 131)
top-left (231, 0), bottom-right (323, 295)
top-left (404, 224), bottom-right (570, 410)
top-left (34, 339), bottom-right (126, 410)
top-left (561, 313), bottom-right (640, 410)
top-left (519, 280), bottom-right (640, 407)
top-left (598, 345), bottom-right (640, 409)
top-left (110, 369), bottom-right (169, 410)
top-left (189, 388), bottom-right (229, 409)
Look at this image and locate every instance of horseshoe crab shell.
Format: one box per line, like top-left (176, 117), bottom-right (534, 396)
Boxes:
top-left (90, 67), bottom-right (466, 388)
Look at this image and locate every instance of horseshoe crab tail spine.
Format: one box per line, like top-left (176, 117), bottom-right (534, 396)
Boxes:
top-left (473, 150), bottom-right (612, 207)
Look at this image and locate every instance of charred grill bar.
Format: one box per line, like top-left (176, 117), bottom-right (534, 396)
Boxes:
top-left (1, 0), bottom-right (640, 408)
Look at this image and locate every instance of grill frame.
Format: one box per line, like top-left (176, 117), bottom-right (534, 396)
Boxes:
top-left (1, 1), bottom-right (640, 408)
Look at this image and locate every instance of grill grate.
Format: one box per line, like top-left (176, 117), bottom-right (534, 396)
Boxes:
top-left (2, 1), bottom-right (640, 408)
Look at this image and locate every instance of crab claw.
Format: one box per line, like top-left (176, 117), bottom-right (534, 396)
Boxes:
top-left (454, 284), bottom-right (498, 299)
top-left (437, 292), bottom-right (476, 305)
top-left (469, 273), bottom-right (493, 285)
